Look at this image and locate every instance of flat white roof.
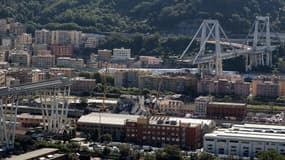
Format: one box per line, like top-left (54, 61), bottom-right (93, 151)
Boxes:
top-left (209, 102), bottom-right (246, 106)
top-left (77, 113), bottom-right (139, 126)
top-left (77, 113), bottom-right (215, 127)
top-left (87, 99), bottom-right (118, 104)
top-left (7, 148), bottom-right (58, 160)
top-left (205, 124), bottom-right (285, 143)
top-left (233, 123), bottom-right (285, 130)
top-left (205, 130), bottom-right (285, 143)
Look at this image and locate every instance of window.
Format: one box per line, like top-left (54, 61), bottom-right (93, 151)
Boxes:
top-left (243, 150), bottom-right (249, 157)
top-left (218, 148), bottom-right (225, 154)
top-left (206, 138), bottom-right (214, 142)
top-left (217, 139), bottom-right (227, 143)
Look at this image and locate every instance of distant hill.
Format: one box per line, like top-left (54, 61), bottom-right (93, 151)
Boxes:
top-left (1, 0), bottom-right (285, 34)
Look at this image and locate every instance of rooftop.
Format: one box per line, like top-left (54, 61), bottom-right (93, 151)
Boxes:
top-left (208, 102), bottom-right (246, 106)
top-left (77, 113), bottom-right (215, 128)
top-left (77, 113), bottom-right (139, 126)
top-left (7, 148), bottom-right (59, 160)
top-left (205, 124), bottom-right (285, 143)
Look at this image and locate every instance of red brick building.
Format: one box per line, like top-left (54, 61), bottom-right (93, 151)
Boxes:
top-left (207, 102), bottom-right (247, 120)
top-left (125, 117), bottom-right (202, 150)
top-left (50, 45), bottom-right (73, 57)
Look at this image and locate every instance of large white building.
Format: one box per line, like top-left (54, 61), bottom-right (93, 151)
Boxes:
top-left (112, 48), bottom-right (131, 61)
top-left (204, 124), bottom-right (285, 159)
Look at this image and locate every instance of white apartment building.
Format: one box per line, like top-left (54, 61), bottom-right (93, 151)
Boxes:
top-left (204, 124), bottom-right (285, 159)
top-left (112, 48), bottom-right (131, 60)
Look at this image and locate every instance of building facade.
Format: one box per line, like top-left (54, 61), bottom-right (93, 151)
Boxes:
top-left (15, 33), bottom-right (32, 49)
top-left (197, 78), bottom-right (250, 98)
top-left (49, 68), bottom-right (76, 78)
top-left (139, 74), bottom-right (197, 93)
top-left (32, 54), bottom-right (55, 68)
top-left (50, 45), bottom-right (73, 57)
top-left (71, 77), bottom-right (96, 94)
top-left (204, 124), bottom-right (285, 158)
top-left (9, 50), bottom-right (31, 67)
top-left (98, 49), bottom-right (112, 62)
top-left (194, 96), bottom-right (214, 115)
top-left (126, 117), bottom-right (201, 150)
top-left (207, 102), bottom-right (247, 120)
top-left (112, 48), bottom-right (131, 61)
top-left (114, 70), bottom-right (150, 88)
top-left (56, 57), bottom-right (84, 69)
top-left (159, 100), bottom-right (185, 115)
top-left (35, 29), bottom-right (50, 44)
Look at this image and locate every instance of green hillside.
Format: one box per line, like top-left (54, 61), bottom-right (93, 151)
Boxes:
top-left (1, 0), bottom-right (285, 34)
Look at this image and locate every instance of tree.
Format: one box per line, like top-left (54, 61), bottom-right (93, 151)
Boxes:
top-left (67, 153), bottom-right (79, 160)
top-left (102, 147), bottom-right (111, 156)
top-left (100, 134), bottom-right (112, 144)
top-left (156, 145), bottom-right (182, 160)
top-left (91, 128), bottom-right (99, 142)
top-left (79, 97), bottom-right (88, 109)
top-left (198, 152), bottom-right (220, 160)
top-left (94, 72), bottom-right (102, 83)
top-left (144, 153), bottom-right (156, 160)
top-left (257, 150), bottom-right (285, 160)
top-left (119, 144), bottom-right (131, 159)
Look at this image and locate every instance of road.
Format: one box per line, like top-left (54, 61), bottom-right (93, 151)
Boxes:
top-left (0, 78), bottom-right (71, 96)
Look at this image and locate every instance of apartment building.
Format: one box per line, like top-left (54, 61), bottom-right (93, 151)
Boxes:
top-left (49, 68), bottom-right (76, 78)
top-left (35, 29), bottom-right (50, 44)
top-left (114, 69), bottom-right (150, 88)
top-left (32, 54), bottom-right (55, 68)
top-left (98, 49), bottom-right (112, 62)
top-left (159, 100), bottom-right (185, 115)
top-left (139, 56), bottom-right (162, 67)
top-left (7, 68), bottom-right (33, 84)
top-left (207, 102), bottom-right (247, 120)
top-left (194, 96), bottom-right (214, 115)
top-left (15, 33), bottom-right (32, 49)
top-left (56, 57), bottom-right (84, 69)
top-left (9, 50), bottom-right (30, 67)
top-left (71, 77), bottom-right (96, 94)
top-left (197, 78), bottom-right (250, 98)
top-left (112, 48), bottom-right (131, 61)
top-left (252, 76), bottom-right (285, 98)
top-left (50, 45), bottom-right (73, 57)
top-left (139, 74), bottom-right (197, 93)
top-left (77, 113), bottom-right (215, 146)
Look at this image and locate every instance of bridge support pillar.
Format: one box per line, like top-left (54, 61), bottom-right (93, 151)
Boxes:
top-left (245, 55), bottom-right (251, 72)
top-left (0, 96), bottom-right (18, 150)
top-left (249, 16), bottom-right (272, 70)
top-left (39, 86), bottom-right (70, 133)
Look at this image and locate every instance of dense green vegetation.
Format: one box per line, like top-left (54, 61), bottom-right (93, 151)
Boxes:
top-left (247, 104), bottom-right (285, 111)
top-left (2, 0), bottom-right (285, 73)
top-left (1, 0), bottom-right (285, 34)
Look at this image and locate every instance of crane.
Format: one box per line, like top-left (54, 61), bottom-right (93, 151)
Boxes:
top-left (152, 77), bottom-right (163, 115)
